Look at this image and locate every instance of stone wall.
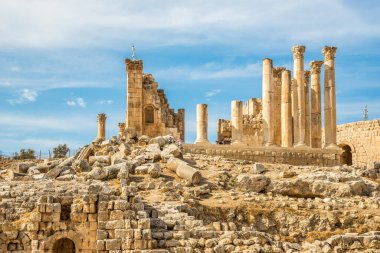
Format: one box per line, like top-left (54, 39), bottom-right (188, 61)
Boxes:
top-left (125, 59), bottom-right (185, 140)
top-left (337, 119), bottom-right (380, 167)
top-left (183, 144), bottom-right (342, 166)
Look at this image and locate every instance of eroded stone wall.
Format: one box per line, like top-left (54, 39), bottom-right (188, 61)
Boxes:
top-left (337, 119), bottom-right (380, 167)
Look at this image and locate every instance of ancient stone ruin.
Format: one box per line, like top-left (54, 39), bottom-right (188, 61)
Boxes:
top-left (0, 47), bottom-right (379, 253)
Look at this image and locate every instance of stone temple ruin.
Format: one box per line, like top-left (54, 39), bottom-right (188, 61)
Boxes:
top-left (0, 47), bottom-right (379, 253)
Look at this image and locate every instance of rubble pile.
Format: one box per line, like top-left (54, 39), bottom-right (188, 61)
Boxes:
top-left (0, 135), bottom-right (379, 252)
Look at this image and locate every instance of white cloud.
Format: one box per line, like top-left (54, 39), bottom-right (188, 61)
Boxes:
top-left (0, 1), bottom-right (378, 50)
top-left (205, 89), bottom-right (222, 98)
top-left (66, 97), bottom-right (86, 108)
top-left (7, 89), bottom-right (38, 104)
top-left (157, 62), bottom-right (261, 80)
top-left (99, 100), bottom-right (113, 105)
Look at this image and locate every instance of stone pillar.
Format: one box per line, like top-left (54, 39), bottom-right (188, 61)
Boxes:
top-left (304, 70), bottom-right (311, 146)
top-left (231, 100), bottom-right (243, 144)
top-left (178, 109), bottom-right (185, 142)
top-left (322, 46), bottom-right (338, 149)
top-left (125, 59), bottom-right (144, 136)
top-left (97, 113), bottom-right (106, 141)
top-left (118, 123), bottom-right (125, 139)
top-left (292, 45), bottom-right (307, 147)
top-left (281, 70), bottom-right (293, 147)
top-left (273, 67), bottom-right (285, 146)
top-left (262, 58), bottom-right (275, 146)
top-left (309, 61), bottom-right (323, 148)
top-left (291, 79), bottom-right (299, 146)
top-left (195, 104), bottom-right (210, 144)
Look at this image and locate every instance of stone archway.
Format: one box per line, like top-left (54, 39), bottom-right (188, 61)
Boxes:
top-left (339, 144), bottom-right (353, 165)
top-left (52, 238), bottom-right (75, 253)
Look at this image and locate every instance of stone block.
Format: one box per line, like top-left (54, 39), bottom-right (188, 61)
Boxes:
top-left (106, 220), bottom-right (125, 230)
top-left (138, 218), bottom-right (151, 229)
top-left (105, 239), bottom-right (121, 250)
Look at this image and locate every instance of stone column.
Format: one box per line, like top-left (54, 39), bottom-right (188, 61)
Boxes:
top-left (262, 58), bottom-right (275, 146)
top-left (291, 79), bottom-right (299, 146)
top-left (292, 45), bottom-right (307, 147)
top-left (178, 109), bottom-right (185, 142)
top-left (231, 100), bottom-right (243, 144)
top-left (273, 67), bottom-right (285, 146)
top-left (97, 113), bottom-right (107, 141)
top-left (304, 70), bottom-right (311, 146)
top-left (309, 61), bottom-right (323, 148)
top-left (195, 104), bottom-right (210, 144)
top-left (322, 46), bottom-right (338, 149)
top-left (281, 70), bottom-right (293, 147)
top-left (118, 123), bottom-right (125, 139)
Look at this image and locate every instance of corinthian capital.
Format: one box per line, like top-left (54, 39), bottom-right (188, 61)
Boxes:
top-left (309, 61), bottom-right (323, 74)
top-left (322, 46), bottom-right (337, 61)
top-left (292, 45), bottom-right (306, 59)
top-left (304, 70), bottom-right (311, 81)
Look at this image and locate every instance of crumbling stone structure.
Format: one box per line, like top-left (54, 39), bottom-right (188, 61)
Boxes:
top-left (216, 45), bottom-right (338, 150)
top-left (124, 59), bottom-right (185, 141)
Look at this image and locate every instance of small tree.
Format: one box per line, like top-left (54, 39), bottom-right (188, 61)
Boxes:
top-left (53, 144), bottom-right (69, 158)
top-left (19, 148), bottom-right (36, 159)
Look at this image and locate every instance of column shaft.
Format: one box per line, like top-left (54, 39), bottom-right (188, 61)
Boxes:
top-left (195, 104), bottom-right (210, 144)
top-left (281, 70), bottom-right (293, 147)
top-left (262, 58), bottom-right (275, 146)
top-left (304, 71), bottom-right (311, 146)
top-left (273, 67), bottom-right (285, 146)
top-left (231, 100), bottom-right (243, 144)
top-left (291, 79), bottom-right (299, 145)
top-left (118, 123), bottom-right (125, 139)
top-left (292, 45), bottom-right (307, 147)
top-left (322, 46), bottom-right (338, 149)
top-left (97, 113), bottom-right (107, 141)
top-left (310, 61), bottom-right (323, 148)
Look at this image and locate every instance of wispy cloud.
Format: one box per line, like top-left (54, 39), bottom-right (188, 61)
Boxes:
top-left (156, 62), bottom-right (261, 80)
top-left (7, 89), bottom-right (38, 104)
top-left (66, 97), bottom-right (86, 108)
top-left (205, 89), bottom-right (222, 98)
top-left (98, 99), bottom-right (113, 105)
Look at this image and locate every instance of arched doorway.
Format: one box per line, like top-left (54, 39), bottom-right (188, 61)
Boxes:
top-left (339, 144), bottom-right (352, 165)
top-left (52, 238), bottom-right (75, 253)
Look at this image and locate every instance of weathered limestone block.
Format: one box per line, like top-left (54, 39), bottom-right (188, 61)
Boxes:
top-left (148, 163), bottom-right (161, 178)
top-left (44, 157), bottom-right (75, 179)
top-left (161, 144), bottom-right (181, 158)
top-left (236, 174), bottom-right (270, 192)
top-left (89, 156), bottom-right (111, 166)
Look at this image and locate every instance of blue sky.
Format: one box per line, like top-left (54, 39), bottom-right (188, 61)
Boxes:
top-left (0, 0), bottom-right (380, 156)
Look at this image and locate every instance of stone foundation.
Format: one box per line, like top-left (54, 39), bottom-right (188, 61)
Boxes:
top-left (183, 144), bottom-right (342, 166)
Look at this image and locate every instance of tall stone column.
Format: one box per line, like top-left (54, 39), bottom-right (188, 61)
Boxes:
top-left (262, 58), bottom-right (275, 146)
top-left (118, 123), bottom-right (126, 139)
top-left (281, 70), bottom-right (293, 147)
top-left (97, 113), bottom-right (107, 141)
top-left (292, 45), bottom-right (307, 147)
top-left (309, 61), bottom-right (323, 148)
top-left (231, 100), bottom-right (243, 144)
top-left (273, 67), bottom-right (285, 146)
top-left (304, 70), bottom-right (311, 146)
top-left (195, 104), bottom-right (210, 144)
top-left (291, 79), bottom-right (299, 146)
top-left (178, 109), bottom-right (185, 142)
top-left (322, 46), bottom-right (338, 149)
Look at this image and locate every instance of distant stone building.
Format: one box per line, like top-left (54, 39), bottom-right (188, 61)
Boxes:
top-left (124, 58), bottom-right (185, 140)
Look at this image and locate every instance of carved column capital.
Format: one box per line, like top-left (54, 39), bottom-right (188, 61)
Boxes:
top-left (304, 70), bottom-right (311, 80)
top-left (292, 45), bottom-right (306, 59)
top-left (97, 113), bottom-right (107, 122)
top-left (309, 61), bottom-right (324, 74)
top-left (322, 46), bottom-right (337, 61)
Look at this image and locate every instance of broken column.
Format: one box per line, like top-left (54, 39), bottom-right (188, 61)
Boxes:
top-left (118, 123), bottom-right (125, 139)
top-left (304, 70), bottom-right (311, 146)
top-left (262, 58), bottom-right (275, 146)
top-left (231, 100), bottom-right (243, 144)
top-left (97, 113), bottom-right (107, 141)
top-left (281, 70), bottom-right (293, 147)
top-left (322, 46), bottom-right (338, 149)
top-left (291, 79), bottom-right (299, 146)
top-left (273, 67), bottom-right (285, 146)
top-left (310, 60), bottom-right (323, 148)
top-left (292, 45), bottom-right (307, 147)
top-left (195, 104), bottom-right (210, 144)
top-left (178, 109), bottom-right (185, 142)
